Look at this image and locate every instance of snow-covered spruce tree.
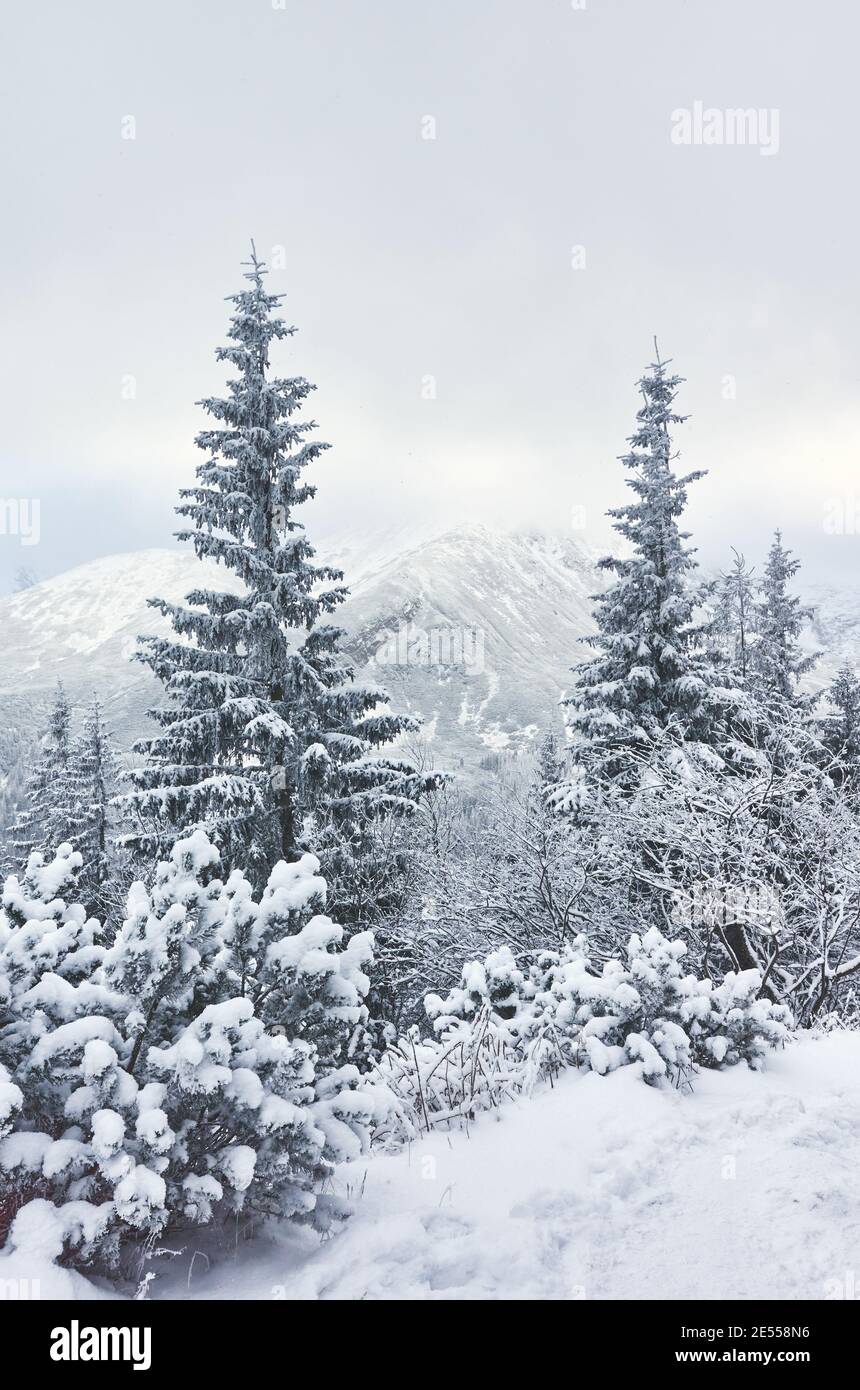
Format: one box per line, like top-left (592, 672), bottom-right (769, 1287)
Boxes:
top-left (7, 682), bottom-right (75, 869)
top-left (820, 665), bottom-right (860, 785)
top-left (66, 697), bottom-right (124, 919)
top-left (563, 349), bottom-right (738, 783)
top-left (750, 531), bottom-right (817, 702)
top-left (0, 831), bottom-right (391, 1273)
top-left (118, 247), bottom-right (427, 887)
top-left (712, 549), bottom-right (757, 682)
top-left (535, 730), bottom-right (566, 808)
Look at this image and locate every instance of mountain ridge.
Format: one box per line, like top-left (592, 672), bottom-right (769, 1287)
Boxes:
top-left (0, 525), bottom-right (599, 777)
top-left (1, 523), bottom-right (856, 782)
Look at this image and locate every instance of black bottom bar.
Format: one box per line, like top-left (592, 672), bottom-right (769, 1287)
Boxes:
top-left (0, 1298), bottom-right (853, 1375)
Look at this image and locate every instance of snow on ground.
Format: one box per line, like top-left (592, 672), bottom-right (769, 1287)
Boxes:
top-left (6, 1032), bottom-right (860, 1301)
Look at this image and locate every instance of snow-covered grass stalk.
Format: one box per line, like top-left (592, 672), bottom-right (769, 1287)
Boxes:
top-left (375, 1007), bottom-right (530, 1135)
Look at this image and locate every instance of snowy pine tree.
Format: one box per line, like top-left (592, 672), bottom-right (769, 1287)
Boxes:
top-left (751, 531), bottom-right (817, 701)
top-left (713, 549), bottom-right (756, 681)
top-left (0, 831), bottom-right (392, 1273)
top-left (67, 697), bottom-right (123, 918)
top-left (820, 665), bottom-right (860, 784)
top-left (534, 731), bottom-right (565, 808)
top-left (118, 247), bottom-right (427, 885)
top-left (564, 348), bottom-right (736, 779)
top-left (7, 683), bottom-right (75, 869)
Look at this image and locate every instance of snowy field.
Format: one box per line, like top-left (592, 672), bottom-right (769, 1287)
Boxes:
top-left (7, 1031), bottom-right (856, 1302)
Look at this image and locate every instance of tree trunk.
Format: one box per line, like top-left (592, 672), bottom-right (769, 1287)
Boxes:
top-left (279, 787), bottom-right (295, 862)
top-left (721, 921), bottom-right (777, 1002)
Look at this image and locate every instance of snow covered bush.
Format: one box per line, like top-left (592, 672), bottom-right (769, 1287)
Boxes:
top-left (426, 946), bottom-right (526, 1027)
top-left (550, 929), bottom-right (697, 1080)
top-left (0, 832), bottom-right (392, 1274)
top-left (553, 928), bottom-right (789, 1080)
top-left (377, 927), bottom-right (792, 1134)
top-left (685, 967), bottom-right (793, 1068)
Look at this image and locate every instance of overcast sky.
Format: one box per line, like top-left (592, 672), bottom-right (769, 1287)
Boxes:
top-left (2, 0), bottom-right (859, 592)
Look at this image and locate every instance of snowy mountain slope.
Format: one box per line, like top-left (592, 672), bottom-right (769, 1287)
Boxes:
top-left (0, 550), bottom-right (244, 757)
top-left (0, 525), bottom-right (601, 777)
top-left (340, 524), bottom-right (600, 771)
top-left (10, 1031), bottom-right (858, 1302)
top-left (802, 583), bottom-right (860, 690)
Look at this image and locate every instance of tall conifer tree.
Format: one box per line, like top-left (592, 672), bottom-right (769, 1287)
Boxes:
top-left (820, 664), bottom-right (860, 784)
top-left (565, 348), bottom-right (734, 776)
top-left (713, 549), bottom-right (756, 681)
top-left (68, 695), bottom-right (123, 914)
top-left (119, 247), bottom-right (425, 883)
top-left (751, 531), bottom-right (817, 701)
top-left (7, 681), bottom-right (75, 866)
